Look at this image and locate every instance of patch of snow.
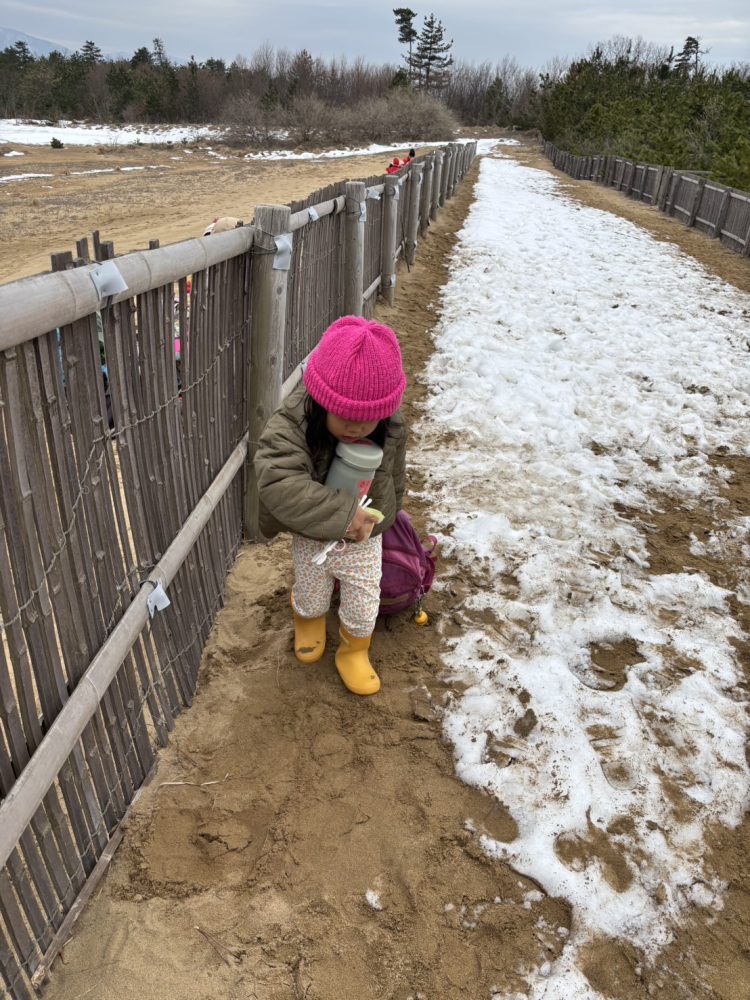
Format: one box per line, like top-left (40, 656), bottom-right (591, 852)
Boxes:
top-left (0, 118), bottom-right (220, 146)
top-left (415, 150), bottom-right (750, 995)
top-left (365, 889), bottom-right (382, 911)
top-left (0, 172), bottom-right (53, 183)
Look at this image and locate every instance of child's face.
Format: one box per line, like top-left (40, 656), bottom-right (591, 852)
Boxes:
top-left (326, 412), bottom-right (379, 444)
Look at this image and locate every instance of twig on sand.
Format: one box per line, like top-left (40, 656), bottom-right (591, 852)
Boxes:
top-left (174, 743), bottom-right (200, 768)
top-left (195, 925), bottom-right (243, 966)
top-left (73, 984), bottom-right (102, 999)
top-left (293, 955), bottom-right (312, 999)
top-left (158, 772), bottom-right (230, 789)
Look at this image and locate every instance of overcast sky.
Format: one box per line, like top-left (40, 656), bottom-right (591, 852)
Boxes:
top-left (1, 0), bottom-right (748, 71)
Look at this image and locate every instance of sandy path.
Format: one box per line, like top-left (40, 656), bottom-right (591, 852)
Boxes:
top-left (18, 135), bottom-right (750, 999)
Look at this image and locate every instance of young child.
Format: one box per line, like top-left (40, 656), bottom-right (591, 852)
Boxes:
top-left (254, 316), bottom-right (408, 696)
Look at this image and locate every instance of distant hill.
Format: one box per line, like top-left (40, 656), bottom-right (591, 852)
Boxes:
top-left (0, 26), bottom-right (71, 57)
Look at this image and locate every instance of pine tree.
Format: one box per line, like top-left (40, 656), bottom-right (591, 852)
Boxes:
top-left (412, 13), bottom-right (453, 93)
top-left (106, 62), bottom-right (133, 118)
top-left (184, 57), bottom-right (200, 120)
top-left (393, 8), bottom-right (418, 83)
top-left (0, 42), bottom-right (33, 116)
top-left (483, 76), bottom-right (510, 124)
top-left (203, 58), bottom-right (226, 76)
top-left (152, 37), bottom-right (169, 68)
top-left (674, 36), bottom-right (705, 76)
top-left (79, 40), bottom-right (103, 64)
top-left (11, 41), bottom-right (33, 69)
top-left (130, 46), bottom-right (152, 69)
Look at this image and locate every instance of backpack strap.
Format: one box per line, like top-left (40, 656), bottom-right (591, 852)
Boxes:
top-left (423, 534), bottom-right (438, 557)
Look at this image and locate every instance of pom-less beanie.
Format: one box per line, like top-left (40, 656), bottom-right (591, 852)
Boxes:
top-left (303, 316), bottom-right (407, 421)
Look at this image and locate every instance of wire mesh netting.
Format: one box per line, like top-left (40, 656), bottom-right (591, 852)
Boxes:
top-left (361, 172), bottom-right (385, 316)
top-left (285, 183), bottom-right (347, 379)
top-left (0, 251), bottom-right (249, 997)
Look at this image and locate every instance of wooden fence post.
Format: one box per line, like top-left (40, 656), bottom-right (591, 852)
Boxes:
top-left (419, 154), bottom-right (433, 237)
top-left (712, 188), bottom-right (731, 240)
top-left (431, 151), bottom-right (443, 219)
top-left (657, 167), bottom-right (673, 210)
top-left (379, 175), bottom-right (399, 306)
top-left (405, 162), bottom-right (423, 266)
top-left (651, 165), bottom-right (664, 204)
top-left (445, 144), bottom-right (455, 196)
top-left (449, 144), bottom-right (460, 194)
top-left (439, 146), bottom-right (451, 205)
top-left (444, 146), bottom-right (455, 201)
top-left (625, 162), bottom-right (636, 196)
top-left (453, 144), bottom-right (462, 185)
top-left (344, 181), bottom-right (366, 316)
top-left (245, 203), bottom-right (292, 539)
top-left (460, 143), bottom-right (470, 180)
top-left (743, 216), bottom-right (750, 257)
top-left (637, 165), bottom-right (649, 200)
top-left (442, 145), bottom-right (453, 199)
top-left (687, 177), bottom-right (707, 228)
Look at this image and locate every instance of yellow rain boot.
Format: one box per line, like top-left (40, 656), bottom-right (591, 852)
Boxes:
top-left (335, 627), bottom-right (380, 696)
top-left (292, 598), bottom-right (326, 664)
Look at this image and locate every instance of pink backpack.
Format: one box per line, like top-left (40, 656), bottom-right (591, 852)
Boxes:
top-left (379, 511), bottom-right (438, 616)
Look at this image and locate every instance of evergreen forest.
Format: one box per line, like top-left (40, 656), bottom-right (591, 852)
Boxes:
top-left (0, 26), bottom-right (748, 190)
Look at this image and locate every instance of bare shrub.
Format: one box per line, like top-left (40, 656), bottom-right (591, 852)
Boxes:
top-left (323, 91), bottom-right (458, 145)
top-left (337, 97), bottom-right (390, 143)
top-left (382, 90), bottom-right (459, 139)
top-left (220, 86), bottom-right (459, 150)
top-left (282, 95), bottom-right (340, 146)
top-left (221, 93), bottom-right (285, 145)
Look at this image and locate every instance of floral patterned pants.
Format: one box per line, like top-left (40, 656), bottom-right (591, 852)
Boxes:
top-left (291, 534), bottom-right (382, 637)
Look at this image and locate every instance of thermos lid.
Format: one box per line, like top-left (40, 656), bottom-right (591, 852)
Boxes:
top-left (334, 439), bottom-right (383, 471)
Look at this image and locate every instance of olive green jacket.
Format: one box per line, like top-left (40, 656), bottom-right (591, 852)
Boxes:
top-left (254, 382), bottom-right (407, 541)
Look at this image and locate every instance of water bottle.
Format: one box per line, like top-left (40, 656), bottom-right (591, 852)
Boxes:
top-left (324, 440), bottom-right (383, 499)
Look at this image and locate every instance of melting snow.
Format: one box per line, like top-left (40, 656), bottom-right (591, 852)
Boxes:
top-left (416, 147), bottom-right (750, 996)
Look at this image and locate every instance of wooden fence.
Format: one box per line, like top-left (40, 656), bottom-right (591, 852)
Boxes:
top-left (0, 140), bottom-right (477, 999)
top-left (543, 141), bottom-right (750, 257)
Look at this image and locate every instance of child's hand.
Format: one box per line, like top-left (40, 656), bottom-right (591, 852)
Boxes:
top-left (346, 506), bottom-right (380, 542)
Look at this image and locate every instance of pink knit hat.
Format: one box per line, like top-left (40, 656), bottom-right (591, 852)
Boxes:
top-left (303, 316), bottom-right (407, 421)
